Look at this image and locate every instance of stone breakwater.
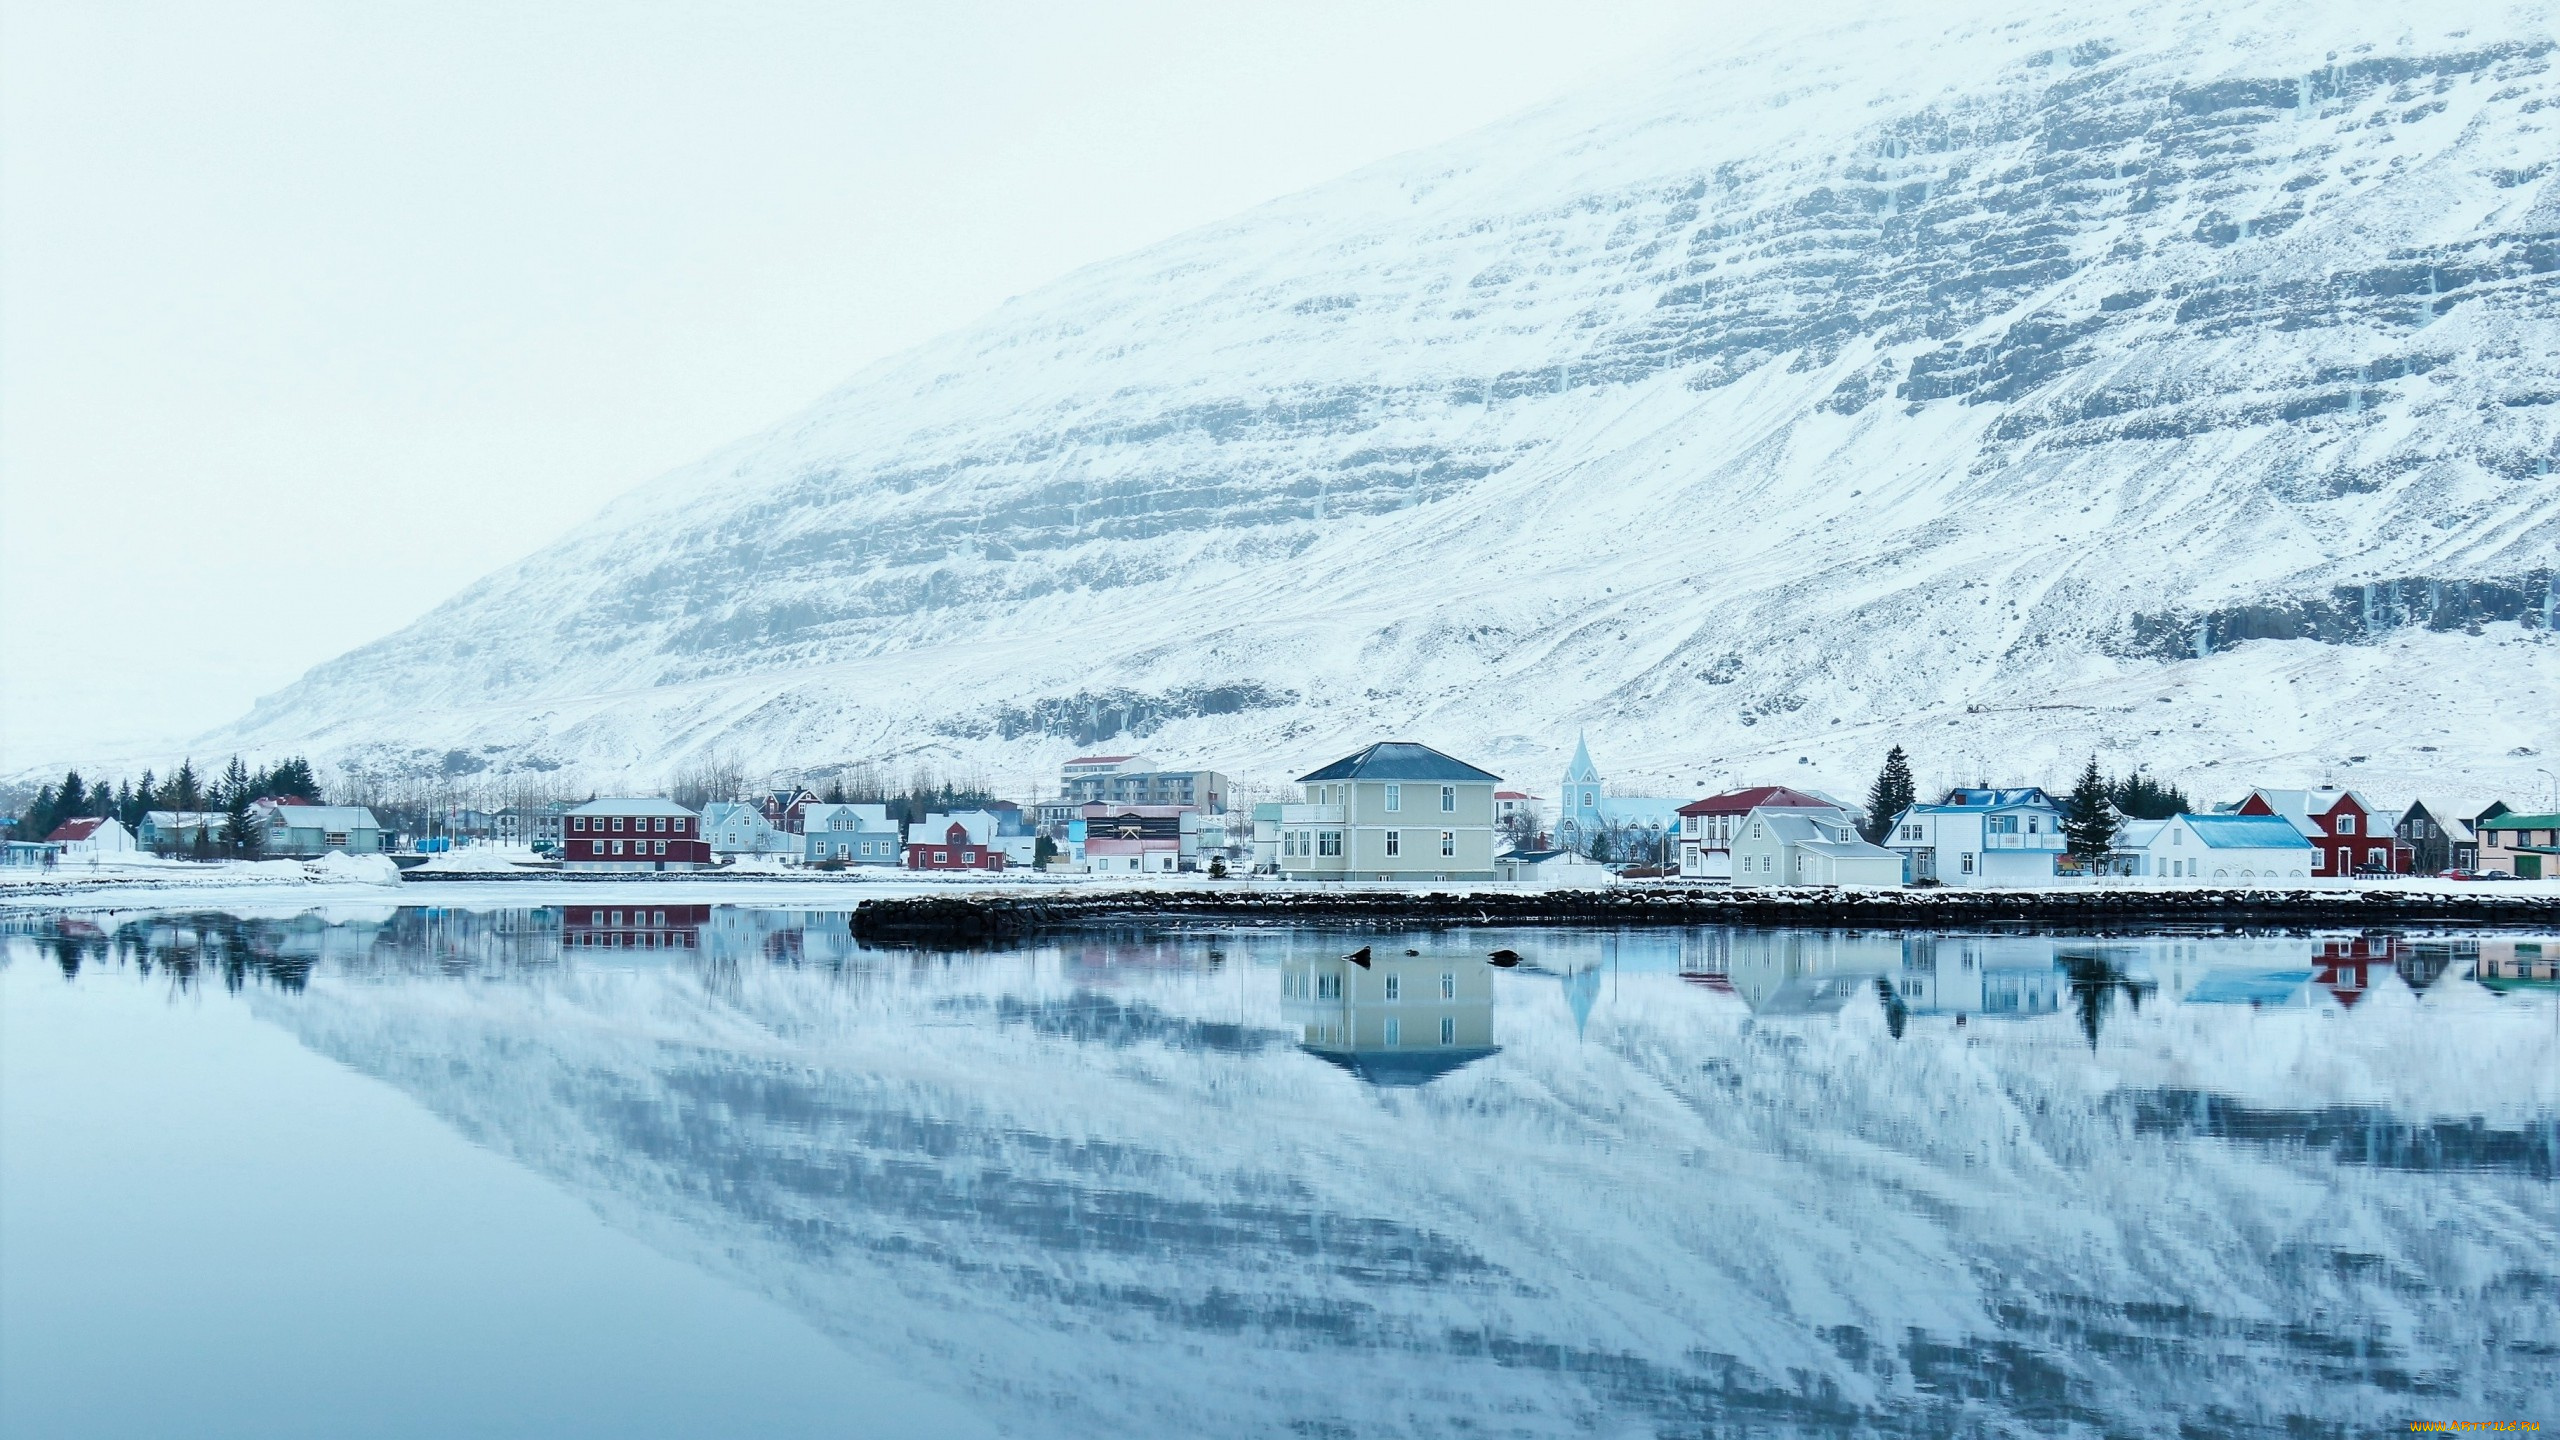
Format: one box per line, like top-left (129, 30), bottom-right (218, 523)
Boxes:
top-left (848, 886), bottom-right (2560, 943)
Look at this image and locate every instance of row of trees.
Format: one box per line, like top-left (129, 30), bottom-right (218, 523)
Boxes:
top-left (1859, 745), bottom-right (2192, 863)
top-left (12, 756), bottom-right (322, 855)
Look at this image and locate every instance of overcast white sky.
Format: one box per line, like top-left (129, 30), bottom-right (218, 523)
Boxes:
top-left (0, 0), bottom-right (1721, 773)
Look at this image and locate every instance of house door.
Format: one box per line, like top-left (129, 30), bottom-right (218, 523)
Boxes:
top-left (2521, 855), bottom-right (2543, 880)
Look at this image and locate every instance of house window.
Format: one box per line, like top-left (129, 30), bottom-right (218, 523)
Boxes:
top-left (1384, 1017), bottom-right (1401, 1046)
top-left (1385, 975), bottom-right (1400, 1000)
top-left (963, 850), bottom-right (976, 863)
top-left (1318, 974), bottom-right (1341, 1000)
top-left (2311, 850), bottom-right (2326, 870)
top-left (1441, 786), bottom-right (1456, 813)
top-left (612, 817), bottom-right (625, 832)
top-left (573, 816), bottom-right (588, 832)
top-left (1960, 852), bottom-right (1975, 874)
top-left (1385, 831), bottom-right (1401, 857)
top-left (1319, 831), bottom-right (1342, 857)
top-left (653, 840), bottom-right (667, 855)
top-left (674, 819), bottom-right (687, 833)
top-left (1441, 831), bottom-right (1456, 857)
top-left (1583, 793), bottom-right (1595, 808)
top-left (1441, 972), bottom-right (1456, 999)
top-left (1385, 785), bottom-right (1402, 812)
top-left (1440, 1016), bottom-right (1455, 1045)
top-left (611, 840), bottom-right (625, 856)
top-left (2026, 816), bottom-right (2039, 833)
top-left (2366, 847), bottom-right (2386, 868)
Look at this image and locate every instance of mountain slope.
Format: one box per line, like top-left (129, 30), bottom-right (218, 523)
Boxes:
top-left (222, 0), bottom-right (2560, 797)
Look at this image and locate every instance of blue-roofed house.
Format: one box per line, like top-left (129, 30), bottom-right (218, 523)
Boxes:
top-left (2126, 813), bottom-right (2317, 883)
top-left (1882, 787), bottom-right (2066, 885)
top-left (1283, 741), bottom-right (1502, 882)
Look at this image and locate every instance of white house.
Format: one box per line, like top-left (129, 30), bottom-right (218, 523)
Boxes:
top-left (1728, 805), bottom-right (1904, 886)
top-left (1883, 787), bottom-right (2066, 885)
top-left (2124, 813), bottom-right (2316, 882)
top-left (700, 801), bottom-right (796, 860)
top-left (799, 802), bottom-right (903, 866)
top-left (45, 816), bottom-right (137, 856)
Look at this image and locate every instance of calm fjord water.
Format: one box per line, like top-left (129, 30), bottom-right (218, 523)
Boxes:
top-left (2, 907), bottom-right (2553, 1439)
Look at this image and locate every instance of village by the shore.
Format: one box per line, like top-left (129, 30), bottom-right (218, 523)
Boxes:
top-left (9, 735), bottom-right (2558, 893)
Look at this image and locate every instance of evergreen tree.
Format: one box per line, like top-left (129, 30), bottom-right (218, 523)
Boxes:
top-left (170, 759), bottom-right (203, 812)
top-left (47, 771), bottom-right (86, 835)
top-left (264, 756), bottom-right (320, 802)
top-left (1861, 746), bottom-right (1917, 844)
top-left (18, 784), bottom-right (56, 841)
top-left (2104, 772), bottom-right (2189, 820)
top-left (2062, 756), bottom-right (2119, 862)
top-left (219, 758), bottom-right (262, 859)
top-left (127, 771), bottom-right (157, 828)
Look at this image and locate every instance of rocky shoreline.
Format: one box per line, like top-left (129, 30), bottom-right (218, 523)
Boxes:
top-left (846, 885), bottom-right (2560, 943)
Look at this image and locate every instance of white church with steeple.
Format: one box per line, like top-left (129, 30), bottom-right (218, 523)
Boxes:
top-left (1554, 733), bottom-right (1687, 862)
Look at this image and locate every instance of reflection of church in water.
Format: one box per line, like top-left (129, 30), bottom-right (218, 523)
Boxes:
top-left (1281, 950), bottom-right (1497, 1085)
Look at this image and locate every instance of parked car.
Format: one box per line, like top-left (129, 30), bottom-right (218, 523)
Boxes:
top-left (2443, 868), bottom-right (2514, 881)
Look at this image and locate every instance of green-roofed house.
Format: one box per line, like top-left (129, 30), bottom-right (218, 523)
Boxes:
top-left (2475, 811), bottom-right (2560, 879)
top-left (1281, 742), bottom-right (1503, 882)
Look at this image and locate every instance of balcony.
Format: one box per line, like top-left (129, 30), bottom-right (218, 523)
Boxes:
top-left (1983, 832), bottom-right (2063, 850)
top-left (1280, 805), bottom-right (1345, 824)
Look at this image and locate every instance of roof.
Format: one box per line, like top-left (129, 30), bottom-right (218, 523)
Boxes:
top-left (1564, 734), bottom-right (1599, 784)
top-left (2478, 812), bottom-right (2560, 831)
top-left (1064, 754), bottom-right (1136, 765)
top-left (143, 810), bottom-right (225, 825)
top-left (1298, 742), bottom-right (1501, 785)
top-left (1935, 787), bottom-right (2059, 809)
top-left (2183, 814), bottom-right (2315, 850)
top-left (1800, 839), bottom-right (1898, 859)
top-left (2115, 819), bottom-right (2168, 850)
top-left (568, 797), bottom-right (699, 818)
top-left (46, 817), bottom-right (108, 842)
top-left (259, 804), bottom-right (381, 829)
top-left (1677, 785), bottom-right (1834, 817)
top-left (1494, 790), bottom-right (1531, 800)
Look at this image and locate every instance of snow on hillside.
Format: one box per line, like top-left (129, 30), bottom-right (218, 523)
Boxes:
top-left (209, 0), bottom-right (2560, 802)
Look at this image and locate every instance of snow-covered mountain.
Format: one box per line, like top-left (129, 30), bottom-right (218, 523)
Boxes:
top-left (220, 0), bottom-right (2560, 798)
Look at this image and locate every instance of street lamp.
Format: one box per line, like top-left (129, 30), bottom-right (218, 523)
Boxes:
top-left (2538, 768), bottom-right (2558, 813)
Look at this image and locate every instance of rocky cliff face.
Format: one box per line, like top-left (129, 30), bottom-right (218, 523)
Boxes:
top-left (221, 0), bottom-right (2560, 794)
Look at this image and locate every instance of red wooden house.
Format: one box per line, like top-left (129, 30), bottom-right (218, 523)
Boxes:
top-left (564, 798), bottom-right (711, 871)
top-left (904, 820), bottom-right (1006, 871)
top-left (2232, 789), bottom-right (2406, 877)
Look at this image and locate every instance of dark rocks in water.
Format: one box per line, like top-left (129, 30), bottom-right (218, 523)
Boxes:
top-left (1488, 949), bottom-right (1525, 968)
top-left (1344, 945), bottom-right (1373, 968)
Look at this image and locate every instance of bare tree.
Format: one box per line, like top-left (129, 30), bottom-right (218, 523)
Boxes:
top-left (669, 752), bottom-right (748, 811)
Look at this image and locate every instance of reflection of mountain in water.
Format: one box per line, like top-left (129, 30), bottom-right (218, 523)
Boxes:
top-left (66, 910), bottom-right (2553, 1437)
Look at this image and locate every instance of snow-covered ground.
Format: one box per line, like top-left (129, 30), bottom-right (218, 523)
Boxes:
top-left (144, 0), bottom-right (2558, 809)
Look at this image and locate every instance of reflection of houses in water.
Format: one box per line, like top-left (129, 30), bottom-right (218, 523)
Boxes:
top-left (1884, 936), bottom-right (2065, 1018)
top-left (1280, 951), bottom-right (1496, 1085)
top-left (1691, 931), bottom-right (1902, 1016)
top-left (562, 904), bottom-right (710, 951)
top-left (2474, 937), bottom-right (2558, 991)
top-left (698, 909), bottom-right (863, 968)
top-left (2312, 936), bottom-right (2403, 1009)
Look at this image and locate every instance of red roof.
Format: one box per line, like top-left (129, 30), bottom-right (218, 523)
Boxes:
top-left (45, 817), bottom-right (108, 842)
top-left (1494, 790), bottom-right (1531, 800)
top-left (1065, 754), bottom-right (1135, 765)
top-left (1675, 785), bottom-right (1835, 818)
